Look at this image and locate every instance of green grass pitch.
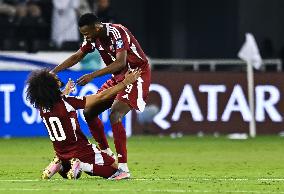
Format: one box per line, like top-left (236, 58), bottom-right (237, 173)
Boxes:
top-left (0, 136), bottom-right (284, 193)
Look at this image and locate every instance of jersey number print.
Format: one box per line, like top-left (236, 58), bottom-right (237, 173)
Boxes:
top-left (43, 117), bottom-right (77, 142)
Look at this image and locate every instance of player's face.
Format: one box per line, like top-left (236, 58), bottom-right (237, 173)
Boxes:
top-left (79, 25), bottom-right (97, 42)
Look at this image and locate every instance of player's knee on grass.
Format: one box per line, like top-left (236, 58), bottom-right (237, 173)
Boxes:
top-left (93, 165), bottom-right (117, 178)
top-left (84, 166), bottom-right (116, 178)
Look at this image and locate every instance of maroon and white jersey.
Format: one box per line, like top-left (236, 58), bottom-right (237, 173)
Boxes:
top-left (40, 96), bottom-right (90, 160)
top-left (80, 23), bottom-right (149, 82)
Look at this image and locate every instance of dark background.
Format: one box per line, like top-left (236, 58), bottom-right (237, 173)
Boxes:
top-left (111, 0), bottom-right (284, 59)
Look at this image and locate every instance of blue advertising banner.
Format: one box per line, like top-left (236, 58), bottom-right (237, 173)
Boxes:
top-left (0, 71), bottom-right (131, 137)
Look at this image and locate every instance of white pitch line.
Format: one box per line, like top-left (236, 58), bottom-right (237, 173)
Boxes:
top-left (0, 188), bottom-right (284, 193)
top-left (0, 178), bottom-right (284, 182)
top-left (132, 178), bottom-right (249, 181)
top-left (258, 178), bottom-right (284, 181)
top-left (133, 178), bottom-right (284, 182)
top-left (0, 179), bottom-right (40, 182)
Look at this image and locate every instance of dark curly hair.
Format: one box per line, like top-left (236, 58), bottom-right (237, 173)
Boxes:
top-left (26, 69), bottom-right (62, 110)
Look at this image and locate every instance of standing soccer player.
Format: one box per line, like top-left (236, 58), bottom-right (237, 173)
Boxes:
top-left (51, 13), bottom-right (151, 179)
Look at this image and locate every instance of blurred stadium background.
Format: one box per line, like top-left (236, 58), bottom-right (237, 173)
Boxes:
top-left (1, 0), bottom-right (284, 193)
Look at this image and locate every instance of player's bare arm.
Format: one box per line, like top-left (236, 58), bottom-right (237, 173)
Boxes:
top-left (76, 50), bottom-right (127, 86)
top-left (85, 69), bottom-right (141, 108)
top-left (51, 49), bottom-right (86, 73)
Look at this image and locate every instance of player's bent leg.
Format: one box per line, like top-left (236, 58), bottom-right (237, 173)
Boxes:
top-left (83, 100), bottom-right (112, 150)
top-left (81, 163), bottom-right (117, 179)
top-left (92, 152), bottom-right (117, 178)
top-left (93, 164), bottom-right (117, 178)
top-left (41, 156), bottom-right (62, 179)
top-left (79, 151), bottom-right (118, 179)
top-left (109, 100), bottom-right (131, 176)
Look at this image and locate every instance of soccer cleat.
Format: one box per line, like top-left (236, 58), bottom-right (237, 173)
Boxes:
top-left (41, 156), bottom-right (62, 179)
top-left (101, 148), bottom-right (117, 160)
top-left (108, 169), bottom-right (131, 180)
top-left (67, 158), bottom-right (82, 180)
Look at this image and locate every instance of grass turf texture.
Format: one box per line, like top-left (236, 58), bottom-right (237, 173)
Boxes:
top-left (0, 136), bottom-right (284, 193)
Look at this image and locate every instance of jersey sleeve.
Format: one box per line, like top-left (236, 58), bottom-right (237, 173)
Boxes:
top-left (80, 38), bottom-right (96, 54)
top-left (63, 96), bottom-right (86, 110)
top-left (109, 26), bottom-right (130, 53)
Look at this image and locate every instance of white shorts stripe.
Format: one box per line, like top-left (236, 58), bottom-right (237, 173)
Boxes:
top-left (92, 144), bottom-right (104, 165)
top-left (136, 77), bottom-right (146, 112)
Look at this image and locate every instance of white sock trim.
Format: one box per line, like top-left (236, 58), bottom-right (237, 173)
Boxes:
top-left (80, 162), bottom-right (93, 173)
top-left (118, 163), bottom-right (129, 173)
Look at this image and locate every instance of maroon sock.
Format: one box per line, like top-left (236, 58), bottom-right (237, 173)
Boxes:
top-left (93, 164), bottom-right (117, 178)
top-left (111, 122), bottom-right (127, 163)
top-left (86, 116), bottom-right (109, 150)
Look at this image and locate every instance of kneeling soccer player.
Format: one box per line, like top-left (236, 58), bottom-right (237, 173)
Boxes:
top-left (25, 69), bottom-right (141, 180)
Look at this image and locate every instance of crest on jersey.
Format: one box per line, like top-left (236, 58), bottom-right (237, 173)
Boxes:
top-left (116, 39), bottom-right (124, 49)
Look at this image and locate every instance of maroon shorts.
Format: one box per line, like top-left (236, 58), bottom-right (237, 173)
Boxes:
top-left (97, 66), bottom-right (151, 112)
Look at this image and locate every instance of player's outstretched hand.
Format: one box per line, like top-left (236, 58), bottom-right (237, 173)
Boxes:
top-left (62, 78), bottom-right (75, 95)
top-left (76, 73), bottom-right (93, 86)
top-left (123, 69), bottom-right (142, 86)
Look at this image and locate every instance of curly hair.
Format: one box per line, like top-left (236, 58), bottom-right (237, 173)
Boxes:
top-left (26, 69), bottom-right (62, 110)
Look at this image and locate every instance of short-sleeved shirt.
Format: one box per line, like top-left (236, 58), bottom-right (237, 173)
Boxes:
top-left (80, 23), bottom-right (150, 82)
top-left (40, 96), bottom-right (90, 160)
